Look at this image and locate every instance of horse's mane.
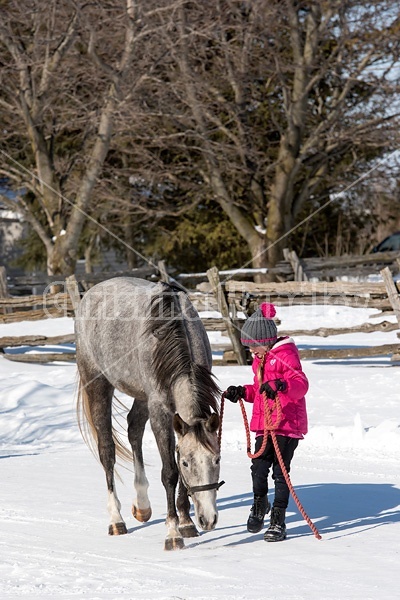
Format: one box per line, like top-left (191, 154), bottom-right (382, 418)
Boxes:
top-left (145, 282), bottom-right (220, 418)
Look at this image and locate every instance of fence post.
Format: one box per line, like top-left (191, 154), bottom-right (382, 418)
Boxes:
top-left (380, 267), bottom-right (400, 363)
top-left (206, 266), bottom-right (247, 365)
top-left (380, 267), bottom-right (400, 326)
top-left (283, 248), bottom-right (309, 282)
top-left (66, 275), bottom-right (81, 314)
top-left (0, 266), bottom-right (12, 314)
top-left (157, 260), bottom-right (170, 283)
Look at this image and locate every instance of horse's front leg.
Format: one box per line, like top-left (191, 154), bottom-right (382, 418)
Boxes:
top-left (177, 478), bottom-right (199, 538)
top-left (149, 402), bottom-right (183, 550)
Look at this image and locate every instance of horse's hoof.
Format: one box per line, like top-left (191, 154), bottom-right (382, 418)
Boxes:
top-left (179, 524), bottom-right (199, 538)
top-left (108, 522), bottom-right (128, 535)
top-left (164, 537), bottom-right (185, 551)
top-left (132, 505), bottom-right (152, 522)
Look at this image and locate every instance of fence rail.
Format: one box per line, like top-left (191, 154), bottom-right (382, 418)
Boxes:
top-left (0, 292), bottom-right (73, 323)
top-left (275, 249), bottom-right (400, 281)
top-left (1, 263), bottom-right (400, 364)
top-left (225, 280), bottom-right (396, 311)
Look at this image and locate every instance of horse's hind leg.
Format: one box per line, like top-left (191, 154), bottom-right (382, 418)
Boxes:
top-left (127, 400), bottom-right (152, 522)
top-left (80, 368), bottom-right (127, 535)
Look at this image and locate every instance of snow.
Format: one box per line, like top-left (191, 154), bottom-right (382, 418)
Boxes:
top-left (1, 305), bottom-right (399, 599)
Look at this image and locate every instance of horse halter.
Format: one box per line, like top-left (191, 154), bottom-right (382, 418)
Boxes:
top-left (175, 447), bottom-right (225, 497)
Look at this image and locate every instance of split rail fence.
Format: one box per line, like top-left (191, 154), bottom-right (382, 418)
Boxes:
top-left (1, 263), bottom-right (400, 366)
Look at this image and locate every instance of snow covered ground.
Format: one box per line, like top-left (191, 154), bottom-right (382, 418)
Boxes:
top-left (0, 305), bottom-right (399, 600)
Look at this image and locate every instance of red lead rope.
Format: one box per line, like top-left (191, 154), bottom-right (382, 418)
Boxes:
top-left (219, 388), bottom-right (322, 540)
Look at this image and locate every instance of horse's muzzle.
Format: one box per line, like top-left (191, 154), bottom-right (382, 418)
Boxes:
top-left (198, 512), bottom-right (218, 531)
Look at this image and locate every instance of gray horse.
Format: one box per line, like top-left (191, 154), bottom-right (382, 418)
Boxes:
top-left (75, 277), bottom-right (223, 550)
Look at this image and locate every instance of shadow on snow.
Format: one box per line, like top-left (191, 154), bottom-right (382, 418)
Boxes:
top-left (192, 482), bottom-right (400, 546)
top-left (120, 482), bottom-right (400, 547)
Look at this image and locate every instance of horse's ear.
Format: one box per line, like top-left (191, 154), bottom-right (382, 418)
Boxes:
top-left (205, 413), bottom-right (220, 433)
top-left (173, 413), bottom-right (189, 437)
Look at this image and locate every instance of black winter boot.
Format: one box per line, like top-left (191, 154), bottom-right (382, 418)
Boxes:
top-left (247, 495), bottom-right (271, 533)
top-left (264, 507), bottom-right (286, 542)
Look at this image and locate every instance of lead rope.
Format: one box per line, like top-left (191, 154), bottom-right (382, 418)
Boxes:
top-left (219, 355), bottom-right (322, 540)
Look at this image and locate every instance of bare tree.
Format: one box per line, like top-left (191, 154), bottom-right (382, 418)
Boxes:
top-left (0, 0), bottom-right (172, 275)
top-left (264, 0), bottom-right (400, 265)
top-left (125, 0), bottom-right (400, 273)
top-left (2, 1), bottom-right (399, 276)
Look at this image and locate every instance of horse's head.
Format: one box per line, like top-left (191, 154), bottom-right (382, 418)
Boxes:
top-left (173, 413), bottom-right (223, 531)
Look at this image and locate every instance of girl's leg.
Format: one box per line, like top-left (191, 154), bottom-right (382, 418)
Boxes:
top-left (271, 436), bottom-right (299, 509)
top-left (247, 437), bottom-right (273, 533)
top-left (251, 436), bottom-right (274, 496)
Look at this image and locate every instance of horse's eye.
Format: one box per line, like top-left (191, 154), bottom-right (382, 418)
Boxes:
top-left (215, 457), bottom-right (220, 465)
top-left (182, 460), bottom-right (189, 467)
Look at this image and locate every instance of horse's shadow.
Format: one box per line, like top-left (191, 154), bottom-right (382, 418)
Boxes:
top-left (127, 517), bottom-right (165, 534)
top-left (126, 482), bottom-right (400, 545)
top-left (192, 482), bottom-right (400, 546)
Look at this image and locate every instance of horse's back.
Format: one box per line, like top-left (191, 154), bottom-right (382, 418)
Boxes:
top-left (75, 278), bottom-right (156, 389)
top-left (76, 277), bottom-right (155, 323)
top-left (79, 276), bottom-right (154, 300)
top-left (75, 276), bottom-right (213, 393)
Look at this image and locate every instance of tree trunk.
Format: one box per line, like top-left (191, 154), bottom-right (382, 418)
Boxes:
top-left (266, 146), bottom-right (296, 268)
top-left (264, 5), bottom-right (321, 268)
top-left (47, 242), bottom-right (76, 278)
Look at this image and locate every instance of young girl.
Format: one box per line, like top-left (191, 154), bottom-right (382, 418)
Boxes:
top-left (225, 302), bottom-right (308, 542)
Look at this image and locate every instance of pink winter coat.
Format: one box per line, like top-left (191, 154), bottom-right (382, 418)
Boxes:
top-left (243, 337), bottom-right (309, 438)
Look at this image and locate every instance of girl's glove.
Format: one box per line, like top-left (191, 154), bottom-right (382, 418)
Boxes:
top-left (259, 379), bottom-right (287, 399)
top-left (224, 385), bottom-right (245, 403)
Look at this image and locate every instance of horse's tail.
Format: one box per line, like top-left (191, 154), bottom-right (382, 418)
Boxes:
top-left (76, 374), bottom-right (133, 464)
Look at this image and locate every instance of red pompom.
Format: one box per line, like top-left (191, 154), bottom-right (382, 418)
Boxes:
top-left (260, 302), bottom-right (276, 319)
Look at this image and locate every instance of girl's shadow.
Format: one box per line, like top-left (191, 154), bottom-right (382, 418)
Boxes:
top-left (210, 483), bottom-right (400, 546)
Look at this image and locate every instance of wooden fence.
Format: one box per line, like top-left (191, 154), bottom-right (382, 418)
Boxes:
top-left (276, 249), bottom-right (400, 282)
top-left (1, 265), bottom-right (400, 365)
top-left (4, 248), bottom-right (400, 294)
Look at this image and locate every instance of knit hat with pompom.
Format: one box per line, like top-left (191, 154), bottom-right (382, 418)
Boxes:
top-left (240, 302), bottom-right (278, 346)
